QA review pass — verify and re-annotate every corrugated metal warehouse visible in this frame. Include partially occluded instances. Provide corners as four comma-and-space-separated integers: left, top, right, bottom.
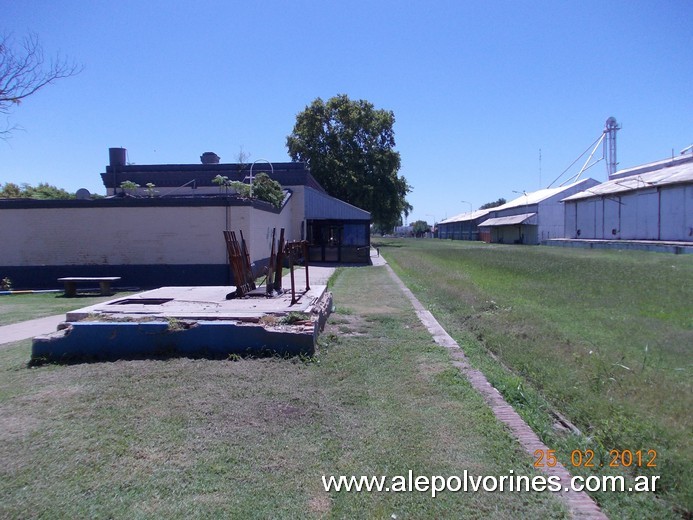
562, 153, 693, 242
437, 209, 492, 241
477, 178, 600, 244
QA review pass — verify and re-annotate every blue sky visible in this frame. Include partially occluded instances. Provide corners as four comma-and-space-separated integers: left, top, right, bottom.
3, 0, 691, 224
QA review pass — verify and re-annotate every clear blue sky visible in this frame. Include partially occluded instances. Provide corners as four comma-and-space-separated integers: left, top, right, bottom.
3, 0, 691, 224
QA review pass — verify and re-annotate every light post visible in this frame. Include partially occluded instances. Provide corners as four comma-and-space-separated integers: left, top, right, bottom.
460, 200, 472, 214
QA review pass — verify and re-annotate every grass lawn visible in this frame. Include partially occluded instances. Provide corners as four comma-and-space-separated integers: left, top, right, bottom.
378, 238, 692, 519
0, 292, 138, 326
0, 266, 567, 519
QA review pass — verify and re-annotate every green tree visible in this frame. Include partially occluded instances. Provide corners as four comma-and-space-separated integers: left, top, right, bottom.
286, 94, 411, 231
412, 219, 430, 238
479, 198, 507, 210
0, 182, 21, 198
0, 182, 74, 199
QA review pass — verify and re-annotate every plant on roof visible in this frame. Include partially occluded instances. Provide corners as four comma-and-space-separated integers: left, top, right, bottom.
228, 180, 249, 197
228, 173, 283, 209
145, 182, 157, 197
251, 173, 284, 209
212, 174, 230, 193
119, 180, 140, 195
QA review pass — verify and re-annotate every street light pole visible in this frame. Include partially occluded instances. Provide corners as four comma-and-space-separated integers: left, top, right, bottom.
460, 200, 472, 214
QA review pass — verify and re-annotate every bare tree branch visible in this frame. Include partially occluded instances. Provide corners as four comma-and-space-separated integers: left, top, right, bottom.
0, 33, 82, 129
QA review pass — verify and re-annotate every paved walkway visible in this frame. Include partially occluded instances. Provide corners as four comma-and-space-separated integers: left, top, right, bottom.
0, 315, 67, 347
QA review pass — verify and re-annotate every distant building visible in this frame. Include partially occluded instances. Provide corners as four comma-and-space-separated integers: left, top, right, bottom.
477, 178, 600, 244
437, 209, 492, 241
0, 148, 371, 289
562, 153, 693, 242
394, 225, 414, 237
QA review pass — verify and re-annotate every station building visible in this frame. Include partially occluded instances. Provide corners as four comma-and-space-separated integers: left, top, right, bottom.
0, 148, 371, 289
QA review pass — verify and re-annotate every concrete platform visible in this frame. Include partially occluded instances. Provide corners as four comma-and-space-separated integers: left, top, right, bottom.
544, 238, 693, 254
32, 285, 333, 363
65, 285, 329, 322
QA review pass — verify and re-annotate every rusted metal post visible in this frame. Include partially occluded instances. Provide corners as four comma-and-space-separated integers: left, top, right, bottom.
289, 252, 297, 305
303, 241, 310, 291
266, 228, 276, 296
273, 228, 285, 292
239, 230, 255, 288
224, 230, 255, 297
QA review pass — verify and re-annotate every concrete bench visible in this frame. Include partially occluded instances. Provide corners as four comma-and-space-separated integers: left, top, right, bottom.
58, 277, 121, 297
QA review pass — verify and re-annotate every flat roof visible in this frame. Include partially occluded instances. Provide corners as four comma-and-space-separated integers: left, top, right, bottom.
562, 158, 693, 202
493, 178, 597, 211
102, 161, 326, 192
438, 208, 491, 224
609, 152, 693, 180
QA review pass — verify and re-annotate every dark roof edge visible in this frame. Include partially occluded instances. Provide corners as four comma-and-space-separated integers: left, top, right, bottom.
104, 161, 307, 174
0, 195, 286, 212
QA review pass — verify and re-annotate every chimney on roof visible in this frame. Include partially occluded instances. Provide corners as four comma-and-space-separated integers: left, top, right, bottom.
200, 152, 220, 164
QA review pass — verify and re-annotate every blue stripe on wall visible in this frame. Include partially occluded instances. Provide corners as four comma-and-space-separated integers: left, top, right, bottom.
2, 264, 231, 290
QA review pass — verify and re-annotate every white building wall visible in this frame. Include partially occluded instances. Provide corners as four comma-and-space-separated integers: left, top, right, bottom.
660, 185, 692, 241
0, 206, 232, 266
575, 199, 597, 239
246, 203, 296, 262
564, 203, 577, 239
620, 189, 657, 240
538, 199, 566, 241
603, 198, 621, 239
0, 203, 301, 268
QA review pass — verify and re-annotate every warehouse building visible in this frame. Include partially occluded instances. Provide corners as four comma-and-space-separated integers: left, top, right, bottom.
477, 178, 600, 244
437, 209, 492, 241
562, 153, 693, 243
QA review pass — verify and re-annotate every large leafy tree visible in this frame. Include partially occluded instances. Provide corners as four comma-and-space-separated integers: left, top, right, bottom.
411, 219, 430, 237
286, 94, 411, 231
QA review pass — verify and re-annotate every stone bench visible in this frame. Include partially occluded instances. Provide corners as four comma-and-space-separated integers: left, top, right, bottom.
58, 277, 121, 297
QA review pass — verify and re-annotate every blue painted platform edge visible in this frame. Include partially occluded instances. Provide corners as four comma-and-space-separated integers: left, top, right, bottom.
31, 319, 319, 363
